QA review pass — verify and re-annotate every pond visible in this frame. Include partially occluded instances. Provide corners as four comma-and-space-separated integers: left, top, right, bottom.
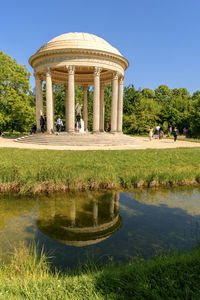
0, 187, 200, 270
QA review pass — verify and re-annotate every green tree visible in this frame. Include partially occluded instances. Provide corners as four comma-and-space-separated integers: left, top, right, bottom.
123, 86, 160, 134
123, 85, 139, 115
141, 88, 155, 99
0, 51, 35, 132
158, 88, 191, 132
188, 92, 200, 136
154, 85, 172, 103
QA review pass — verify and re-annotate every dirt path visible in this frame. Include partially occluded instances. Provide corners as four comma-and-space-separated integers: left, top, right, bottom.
1, 136, 200, 150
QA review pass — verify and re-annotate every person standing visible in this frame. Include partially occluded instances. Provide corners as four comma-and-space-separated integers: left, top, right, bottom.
76, 113, 81, 130
106, 120, 111, 132
155, 125, 160, 139
169, 126, 172, 137
56, 115, 63, 133
40, 115, 45, 133
183, 127, 187, 136
173, 127, 178, 142
159, 127, 164, 139
148, 127, 154, 141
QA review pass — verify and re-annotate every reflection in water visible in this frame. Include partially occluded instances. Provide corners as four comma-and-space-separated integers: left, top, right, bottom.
0, 187, 200, 269
37, 192, 122, 246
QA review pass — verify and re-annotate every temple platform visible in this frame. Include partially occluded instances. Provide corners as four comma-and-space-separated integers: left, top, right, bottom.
14, 132, 140, 147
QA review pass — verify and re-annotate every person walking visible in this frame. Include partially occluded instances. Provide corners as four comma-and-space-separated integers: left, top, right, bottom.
148, 127, 154, 141
173, 127, 178, 142
56, 115, 63, 133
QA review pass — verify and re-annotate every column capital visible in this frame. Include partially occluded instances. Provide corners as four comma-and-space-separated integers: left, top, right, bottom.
119, 76, 124, 85
46, 68, 52, 77
34, 72, 41, 80
68, 65, 75, 75
112, 72, 118, 80
94, 67, 102, 77
83, 84, 88, 90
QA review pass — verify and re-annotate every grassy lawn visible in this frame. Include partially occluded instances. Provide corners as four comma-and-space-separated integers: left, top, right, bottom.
0, 148, 200, 193
0, 245, 200, 299
167, 136, 200, 143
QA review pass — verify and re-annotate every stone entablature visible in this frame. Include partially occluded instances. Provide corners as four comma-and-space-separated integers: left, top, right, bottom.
29, 32, 129, 134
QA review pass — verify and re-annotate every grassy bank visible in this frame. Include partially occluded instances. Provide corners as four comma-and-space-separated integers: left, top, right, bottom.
0, 246, 200, 299
1, 148, 200, 194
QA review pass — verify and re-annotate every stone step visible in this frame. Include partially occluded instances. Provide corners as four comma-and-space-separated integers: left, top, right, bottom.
14, 133, 140, 146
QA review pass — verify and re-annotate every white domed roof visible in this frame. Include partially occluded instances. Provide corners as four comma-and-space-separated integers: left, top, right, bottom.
38, 32, 122, 56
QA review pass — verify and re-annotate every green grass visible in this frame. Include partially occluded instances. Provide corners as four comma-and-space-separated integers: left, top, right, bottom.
0, 245, 200, 299
167, 136, 200, 143
3, 131, 29, 137
1, 147, 200, 193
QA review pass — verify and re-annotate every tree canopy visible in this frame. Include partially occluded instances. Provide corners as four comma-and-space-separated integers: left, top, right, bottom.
0, 51, 35, 132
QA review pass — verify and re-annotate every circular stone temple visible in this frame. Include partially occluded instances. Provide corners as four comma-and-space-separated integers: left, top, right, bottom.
29, 32, 129, 134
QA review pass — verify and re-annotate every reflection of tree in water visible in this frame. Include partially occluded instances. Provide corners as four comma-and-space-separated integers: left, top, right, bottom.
126, 186, 200, 215
37, 192, 122, 247
0, 195, 35, 231
0, 195, 36, 263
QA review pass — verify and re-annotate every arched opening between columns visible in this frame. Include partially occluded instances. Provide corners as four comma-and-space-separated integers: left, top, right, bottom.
34, 66, 124, 134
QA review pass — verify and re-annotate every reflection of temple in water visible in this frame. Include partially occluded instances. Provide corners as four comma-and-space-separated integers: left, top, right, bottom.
37, 192, 122, 246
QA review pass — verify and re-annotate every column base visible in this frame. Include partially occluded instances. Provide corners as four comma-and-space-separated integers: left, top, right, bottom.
47, 129, 54, 134
92, 131, 101, 134
67, 130, 75, 133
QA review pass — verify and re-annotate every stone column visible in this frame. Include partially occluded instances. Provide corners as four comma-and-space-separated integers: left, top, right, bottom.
111, 72, 118, 133
115, 192, 120, 209
110, 194, 115, 219
65, 85, 68, 131
93, 67, 101, 133
83, 85, 88, 131
52, 83, 54, 129
67, 66, 75, 132
93, 201, 98, 226
34, 72, 43, 132
100, 84, 105, 132
117, 77, 124, 133
46, 69, 54, 134
70, 201, 76, 226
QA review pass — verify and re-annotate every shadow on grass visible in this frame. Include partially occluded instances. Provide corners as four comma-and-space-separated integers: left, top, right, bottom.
92, 247, 200, 299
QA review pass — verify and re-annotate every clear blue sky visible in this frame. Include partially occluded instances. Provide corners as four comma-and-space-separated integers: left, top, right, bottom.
1, 0, 200, 94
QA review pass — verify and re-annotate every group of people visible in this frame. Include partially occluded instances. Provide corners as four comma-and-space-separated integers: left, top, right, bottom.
30, 115, 64, 135
148, 126, 180, 142
31, 114, 84, 134
148, 125, 164, 141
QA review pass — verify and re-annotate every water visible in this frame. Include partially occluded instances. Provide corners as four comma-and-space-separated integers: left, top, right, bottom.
0, 187, 200, 270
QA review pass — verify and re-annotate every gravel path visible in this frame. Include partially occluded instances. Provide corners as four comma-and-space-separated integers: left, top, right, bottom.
0, 134, 200, 150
